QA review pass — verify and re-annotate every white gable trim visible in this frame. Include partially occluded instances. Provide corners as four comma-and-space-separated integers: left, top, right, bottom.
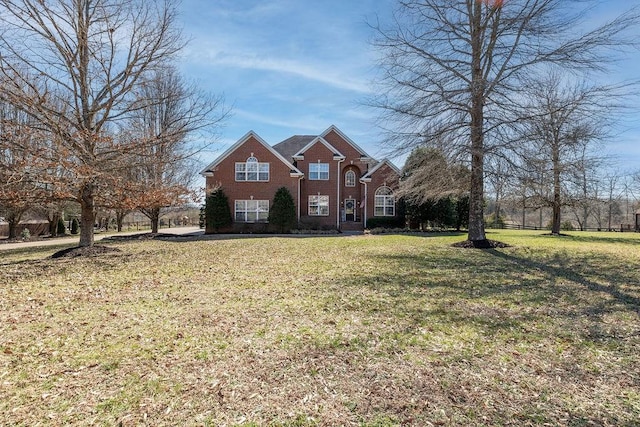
200, 131, 303, 177
292, 136, 345, 161
320, 125, 372, 160
360, 158, 401, 181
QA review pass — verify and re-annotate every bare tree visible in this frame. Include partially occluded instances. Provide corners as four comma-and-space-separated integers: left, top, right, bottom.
485, 154, 517, 227
566, 144, 598, 231
126, 66, 227, 233
372, 0, 639, 246
0, 0, 184, 247
514, 74, 621, 235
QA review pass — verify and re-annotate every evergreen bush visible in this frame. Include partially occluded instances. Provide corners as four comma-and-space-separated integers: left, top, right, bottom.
268, 187, 297, 233
205, 188, 232, 233
57, 218, 66, 235
366, 217, 405, 229
70, 218, 79, 234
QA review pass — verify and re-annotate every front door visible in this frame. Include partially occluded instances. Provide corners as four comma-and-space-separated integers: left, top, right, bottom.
344, 199, 355, 221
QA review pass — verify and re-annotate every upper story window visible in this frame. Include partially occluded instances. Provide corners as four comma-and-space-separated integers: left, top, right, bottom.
374, 186, 395, 216
345, 170, 356, 187
309, 163, 329, 180
236, 156, 269, 181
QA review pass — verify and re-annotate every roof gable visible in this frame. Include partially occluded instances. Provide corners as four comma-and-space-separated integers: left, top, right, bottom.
200, 131, 303, 176
292, 136, 345, 160
272, 135, 315, 160
320, 125, 372, 160
361, 159, 401, 181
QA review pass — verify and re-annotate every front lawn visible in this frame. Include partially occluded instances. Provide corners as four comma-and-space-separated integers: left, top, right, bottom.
1, 231, 638, 425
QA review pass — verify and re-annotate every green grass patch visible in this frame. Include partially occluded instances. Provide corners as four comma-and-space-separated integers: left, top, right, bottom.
0, 230, 638, 425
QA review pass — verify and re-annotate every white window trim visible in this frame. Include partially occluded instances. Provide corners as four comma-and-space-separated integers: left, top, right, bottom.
234, 199, 269, 223
309, 163, 329, 180
374, 186, 395, 217
345, 170, 356, 187
308, 195, 330, 216
235, 157, 270, 182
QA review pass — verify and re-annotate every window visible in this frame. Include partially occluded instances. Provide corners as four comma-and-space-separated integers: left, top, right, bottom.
374, 186, 395, 216
235, 200, 269, 222
308, 195, 329, 216
236, 156, 269, 181
345, 170, 356, 187
309, 163, 329, 180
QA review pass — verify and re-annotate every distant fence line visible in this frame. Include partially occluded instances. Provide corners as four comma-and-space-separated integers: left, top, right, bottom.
492, 223, 638, 232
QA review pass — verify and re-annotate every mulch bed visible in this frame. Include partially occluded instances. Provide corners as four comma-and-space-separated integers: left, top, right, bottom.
103, 233, 183, 242
50, 245, 122, 258
452, 239, 511, 249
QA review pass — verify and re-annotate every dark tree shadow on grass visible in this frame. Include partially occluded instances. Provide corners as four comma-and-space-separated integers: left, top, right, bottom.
529, 232, 640, 247
332, 245, 640, 343
485, 249, 640, 313
313, 246, 639, 425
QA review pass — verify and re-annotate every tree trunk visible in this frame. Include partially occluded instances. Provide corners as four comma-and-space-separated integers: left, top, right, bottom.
150, 208, 160, 233
49, 212, 61, 237
8, 219, 18, 239
467, 1, 487, 246
116, 210, 126, 232
469, 149, 486, 242
539, 208, 543, 229
79, 183, 95, 247
6, 209, 24, 239
551, 141, 561, 235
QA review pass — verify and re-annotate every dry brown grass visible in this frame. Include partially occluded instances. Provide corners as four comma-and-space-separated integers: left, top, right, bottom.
1, 231, 639, 426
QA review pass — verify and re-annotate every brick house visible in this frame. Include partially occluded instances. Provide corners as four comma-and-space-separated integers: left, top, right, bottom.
200, 125, 401, 232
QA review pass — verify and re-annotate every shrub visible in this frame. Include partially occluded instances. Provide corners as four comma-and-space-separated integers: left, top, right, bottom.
366, 217, 405, 229
70, 218, 79, 234
268, 187, 297, 233
298, 216, 322, 230
205, 188, 232, 233
21, 228, 31, 240
56, 218, 66, 235
198, 206, 205, 229
485, 212, 505, 229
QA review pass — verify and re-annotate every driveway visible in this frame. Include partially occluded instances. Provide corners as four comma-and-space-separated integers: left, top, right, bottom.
0, 226, 203, 251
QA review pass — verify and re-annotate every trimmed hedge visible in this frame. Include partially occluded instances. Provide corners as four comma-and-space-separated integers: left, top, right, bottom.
366, 217, 405, 229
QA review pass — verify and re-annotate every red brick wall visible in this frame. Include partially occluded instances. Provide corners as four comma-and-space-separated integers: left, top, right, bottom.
297, 142, 341, 228
203, 130, 402, 231
319, 130, 372, 225
365, 163, 401, 225
205, 136, 299, 229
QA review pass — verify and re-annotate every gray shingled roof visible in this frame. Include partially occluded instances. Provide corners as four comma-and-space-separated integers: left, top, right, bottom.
272, 135, 316, 160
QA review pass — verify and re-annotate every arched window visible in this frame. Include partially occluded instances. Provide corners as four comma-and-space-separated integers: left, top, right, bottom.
235, 156, 269, 181
374, 186, 395, 216
345, 170, 356, 187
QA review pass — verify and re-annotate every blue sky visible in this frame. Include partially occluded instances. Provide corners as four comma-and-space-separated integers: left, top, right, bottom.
178, 0, 640, 172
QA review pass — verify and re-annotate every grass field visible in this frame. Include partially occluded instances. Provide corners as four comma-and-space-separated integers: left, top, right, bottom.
1, 230, 639, 426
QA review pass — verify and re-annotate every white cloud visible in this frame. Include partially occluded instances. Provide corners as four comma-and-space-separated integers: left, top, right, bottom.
199, 51, 372, 94
234, 109, 329, 134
